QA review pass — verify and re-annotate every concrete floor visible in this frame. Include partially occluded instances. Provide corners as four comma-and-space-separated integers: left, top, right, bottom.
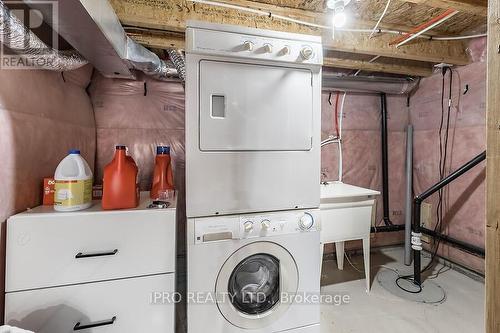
320, 247, 485, 333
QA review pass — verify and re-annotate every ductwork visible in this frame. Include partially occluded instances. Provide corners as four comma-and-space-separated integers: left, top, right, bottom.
124, 36, 179, 80
0, 0, 87, 71
322, 72, 419, 95
22, 0, 184, 81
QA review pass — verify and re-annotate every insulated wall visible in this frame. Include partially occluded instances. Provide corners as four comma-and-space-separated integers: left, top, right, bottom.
410, 37, 487, 273
88, 73, 186, 252
321, 92, 409, 251
0, 65, 96, 319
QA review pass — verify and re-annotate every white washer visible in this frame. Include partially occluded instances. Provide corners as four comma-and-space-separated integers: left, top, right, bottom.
187, 209, 321, 333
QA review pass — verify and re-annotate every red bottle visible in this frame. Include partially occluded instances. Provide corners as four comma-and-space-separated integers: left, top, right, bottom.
150, 146, 174, 199
102, 145, 139, 210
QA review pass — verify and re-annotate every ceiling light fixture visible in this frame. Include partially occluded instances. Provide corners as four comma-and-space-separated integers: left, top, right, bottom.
327, 0, 351, 38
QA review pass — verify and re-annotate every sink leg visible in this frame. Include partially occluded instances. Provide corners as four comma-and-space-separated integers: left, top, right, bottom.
363, 237, 371, 293
335, 242, 345, 270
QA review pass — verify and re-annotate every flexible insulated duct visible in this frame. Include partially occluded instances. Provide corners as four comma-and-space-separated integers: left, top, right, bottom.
166, 49, 186, 82
124, 36, 179, 80
0, 1, 87, 71
323, 73, 419, 94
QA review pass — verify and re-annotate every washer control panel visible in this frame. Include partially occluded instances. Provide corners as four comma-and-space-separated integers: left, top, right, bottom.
239, 210, 319, 240
194, 210, 319, 244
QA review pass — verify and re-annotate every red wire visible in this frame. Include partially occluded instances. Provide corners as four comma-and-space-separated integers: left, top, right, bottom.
334, 92, 340, 138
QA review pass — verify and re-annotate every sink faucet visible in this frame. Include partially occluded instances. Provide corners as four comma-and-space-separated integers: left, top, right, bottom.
321, 172, 329, 185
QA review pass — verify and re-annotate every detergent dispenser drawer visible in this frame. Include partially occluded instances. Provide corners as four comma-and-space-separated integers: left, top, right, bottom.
199, 60, 313, 151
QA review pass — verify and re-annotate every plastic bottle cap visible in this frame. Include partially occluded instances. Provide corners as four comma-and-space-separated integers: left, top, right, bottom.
157, 146, 171, 155
116, 145, 127, 150
68, 149, 80, 154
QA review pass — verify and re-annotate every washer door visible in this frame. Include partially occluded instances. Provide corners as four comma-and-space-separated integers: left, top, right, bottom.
216, 242, 299, 330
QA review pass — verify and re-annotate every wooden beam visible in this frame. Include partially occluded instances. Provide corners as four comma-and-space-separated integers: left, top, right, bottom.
402, 0, 487, 17
110, 0, 471, 65
129, 30, 434, 76
323, 57, 433, 76
324, 31, 470, 65
486, 0, 500, 331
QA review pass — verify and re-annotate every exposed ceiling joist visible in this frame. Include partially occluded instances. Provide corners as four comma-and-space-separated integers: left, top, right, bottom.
109, 0, 471, 67
323, 57, 434, 77
129, 31, 434, 76
326, 31, 469, 65
402, 0, 487, 17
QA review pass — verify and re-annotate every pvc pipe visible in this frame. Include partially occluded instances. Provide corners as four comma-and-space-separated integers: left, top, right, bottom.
404, 125, 413, 266
380, 93, 392, 226
393, 10, 459, 48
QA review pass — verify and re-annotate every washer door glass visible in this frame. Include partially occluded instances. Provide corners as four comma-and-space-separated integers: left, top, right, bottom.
216, 242, 299, 330
228, 254, 280, 315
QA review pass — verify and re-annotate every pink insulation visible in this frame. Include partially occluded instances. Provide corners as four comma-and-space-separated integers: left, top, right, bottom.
88, 73, 186, 252
321, 92, 409, 228
0, 64, 96, 317
410, 59, 486, 273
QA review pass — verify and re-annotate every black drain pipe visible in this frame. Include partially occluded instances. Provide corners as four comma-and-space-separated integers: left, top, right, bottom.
381, 93, 393, 226
413, 150, 486, 286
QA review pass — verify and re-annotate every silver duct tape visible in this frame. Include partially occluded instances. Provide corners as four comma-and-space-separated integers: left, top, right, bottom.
166, 49, 186, 82
124, 36, 179, 81
0, 1, 87, 71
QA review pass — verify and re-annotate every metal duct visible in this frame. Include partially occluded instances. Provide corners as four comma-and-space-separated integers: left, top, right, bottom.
0, 1, 87, 71
322, 73, 419, 95
23, 0, 183, 81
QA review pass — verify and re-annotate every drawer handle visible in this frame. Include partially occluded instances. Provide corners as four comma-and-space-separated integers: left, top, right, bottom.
75, 249, 118, 259
74, 316, 116, 330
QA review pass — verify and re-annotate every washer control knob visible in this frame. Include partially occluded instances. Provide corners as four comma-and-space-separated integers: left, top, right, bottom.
261, 219, 271, 229
280, 45, 291, 56
300, 46, 314, 60
263, 43, 273, 53
242, 41, 254, 51
299, 213, 314, 230
244, 221, 254, 232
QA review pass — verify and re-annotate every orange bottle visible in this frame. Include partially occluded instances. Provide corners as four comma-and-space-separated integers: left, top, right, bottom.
102, 145, 139, 210
150, 146, 175, 199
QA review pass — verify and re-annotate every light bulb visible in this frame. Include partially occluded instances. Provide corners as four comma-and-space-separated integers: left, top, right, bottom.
333, 11, 347, 28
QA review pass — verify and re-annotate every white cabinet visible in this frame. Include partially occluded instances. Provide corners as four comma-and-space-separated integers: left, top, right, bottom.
5, 193, 177, 333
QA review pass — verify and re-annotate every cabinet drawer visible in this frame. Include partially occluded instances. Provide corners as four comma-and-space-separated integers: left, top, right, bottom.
320, 203, 373, 243
5, 274, 175, 333
6, 210, 176, 292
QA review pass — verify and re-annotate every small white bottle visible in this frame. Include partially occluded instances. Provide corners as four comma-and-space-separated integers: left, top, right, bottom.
54, 149, 93, 212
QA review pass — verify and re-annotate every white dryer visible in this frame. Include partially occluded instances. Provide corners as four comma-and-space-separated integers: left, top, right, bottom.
185, 21, 323, 218
187, 210, 320, 333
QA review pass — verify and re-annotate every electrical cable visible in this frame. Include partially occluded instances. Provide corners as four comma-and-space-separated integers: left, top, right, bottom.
369, 0, 392, 39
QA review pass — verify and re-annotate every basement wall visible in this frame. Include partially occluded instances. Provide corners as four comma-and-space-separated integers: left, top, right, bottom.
410, 37, 487, 273
0, 65, 96, 321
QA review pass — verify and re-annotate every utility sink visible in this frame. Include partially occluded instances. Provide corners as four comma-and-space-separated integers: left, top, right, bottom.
320, 181, 380, 204
319, 182, 380, 292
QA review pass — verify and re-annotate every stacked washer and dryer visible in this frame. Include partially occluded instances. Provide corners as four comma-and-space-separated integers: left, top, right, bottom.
185, 21, 323, 333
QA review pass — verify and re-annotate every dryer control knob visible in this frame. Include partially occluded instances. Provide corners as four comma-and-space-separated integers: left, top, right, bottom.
300, 46, 314, 60
280, 46, 291, 56
242, 41, 254, 51
261, 219, 271, 229
299, 213, 314, 230
244, 221, 254, 232
262, 43, 273, 53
